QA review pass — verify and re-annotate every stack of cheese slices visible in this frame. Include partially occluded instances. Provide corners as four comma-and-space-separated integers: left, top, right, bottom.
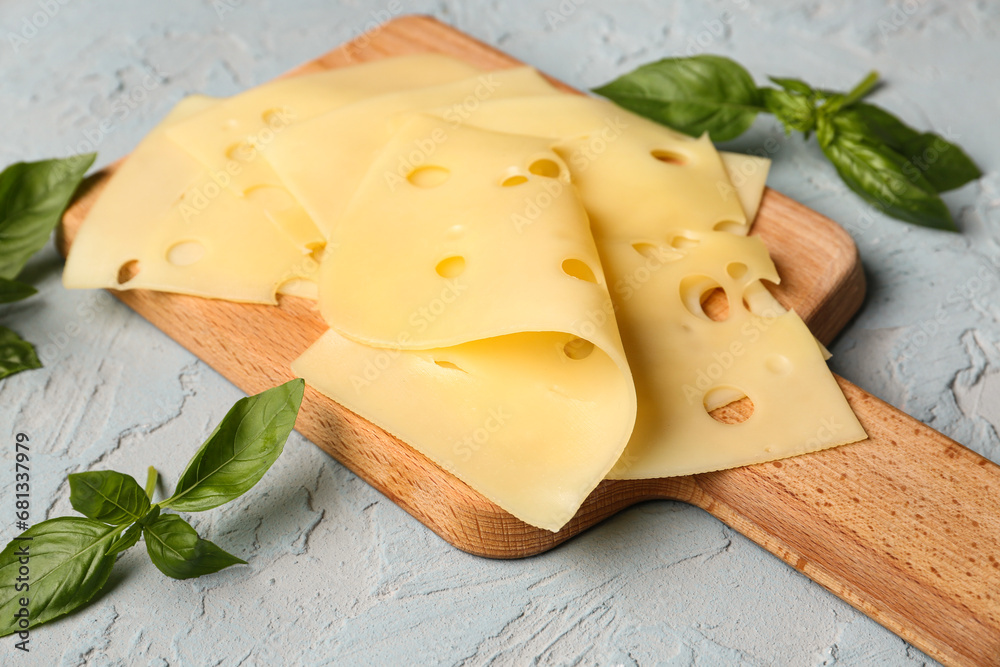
64, 54, 866, 532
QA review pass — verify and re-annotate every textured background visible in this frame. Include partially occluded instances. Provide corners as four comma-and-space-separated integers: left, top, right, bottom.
2, 1, 999, 665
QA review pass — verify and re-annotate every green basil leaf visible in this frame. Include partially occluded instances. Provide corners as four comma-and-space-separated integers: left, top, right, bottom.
162, 379, 304, 512
0, 277, 36, 304
768, 76, 815, 96
0, 153, 95, 280
69, 471, 151, 525
143, 513, 246, 580
821, 125, 955, 231
593, 55, 764, 141
761, 87, 817, 135
835, 103, 981, 192
0, 326, 42, 380
0, 517, 117, 636
106, 522, 143, 558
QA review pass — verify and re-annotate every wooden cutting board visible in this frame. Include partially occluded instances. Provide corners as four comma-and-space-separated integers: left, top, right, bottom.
58, 16, 1000, 667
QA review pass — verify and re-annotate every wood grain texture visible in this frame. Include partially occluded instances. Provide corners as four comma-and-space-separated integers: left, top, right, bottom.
58, 15, 1000, 667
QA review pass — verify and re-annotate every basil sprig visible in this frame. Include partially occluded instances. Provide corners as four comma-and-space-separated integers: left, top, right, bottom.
0, 379, 305, 636
0, 154, 95, 378
594, 56, 981, 231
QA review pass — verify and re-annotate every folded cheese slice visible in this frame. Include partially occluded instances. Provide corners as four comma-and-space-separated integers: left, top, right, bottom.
265, 68, 559, 239
293, 116, 637, 531
439, 95, 866, 477
166, 54, 484, 250
63, 96, 317, 304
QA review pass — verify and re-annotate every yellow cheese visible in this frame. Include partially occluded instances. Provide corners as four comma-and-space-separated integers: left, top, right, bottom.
293, 116, 636, 531
265, 68, 559, 238
601, 230, 866, 478
426, 94, 750, 238
63, 97, 315, 304
428, 94, 864, 477
719, 152, 771, 223
166, 54, 484, 249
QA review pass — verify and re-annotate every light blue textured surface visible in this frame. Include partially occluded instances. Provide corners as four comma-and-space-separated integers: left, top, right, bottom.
1, 1, 998, 665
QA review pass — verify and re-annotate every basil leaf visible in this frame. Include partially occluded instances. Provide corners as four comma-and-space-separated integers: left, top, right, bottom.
761, 87, 816, 135
768, 76, 815, 96
820, 119, 955, 231
143, 513, 245, 580
0, 153, 95, 280
163, 379, 304, 512
0, 326, 42, 380
0, 518, 117, 636
0, 277, 36, 304
106, 522, 143, 557
69, 471, 151, 525
836, 103, 981, 192
593, 55, 764, 141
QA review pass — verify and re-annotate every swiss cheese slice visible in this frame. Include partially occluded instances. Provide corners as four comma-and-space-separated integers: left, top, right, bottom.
293, 116, 636, 531
441, 95, 865, 477
63, 97, 315, 304
427, 94, 750, 238
600, 231, 866, 478
265, 68, 559, 238
166, 54, 484, 249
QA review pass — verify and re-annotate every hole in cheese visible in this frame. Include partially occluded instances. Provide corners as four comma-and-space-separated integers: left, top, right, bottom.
670, 234, 700, 249
528, 159, 561, 178
651, 149, 686, 166
726, 262, 748, 280
742, 281, 782, 318
680, 275, 729, 322
563, 337, 594, 360
116, 260, 140, 285
435, 255, 466, 278
501, 174, 529, 187
705, 387, 754, 424
561, 258, 597, 283
407, 166, 450, 188
713, 219, 744, 234
765, 353, 794, 376
262, 107, 295, 126
166, 241, 206, 267
632, 242, 660, 259
225, 141, 255, 162
434, 359, 466, 372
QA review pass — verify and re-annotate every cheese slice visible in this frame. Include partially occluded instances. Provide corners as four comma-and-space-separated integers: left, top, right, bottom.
719, 152, 771, 224
293, 116, 636, 531
427, 94, 750, 238
63, 97, 315, 304
430, 94, 864, 477
601, 230, 865, 478
265, 68, 559, 238
166, 54, 484, 249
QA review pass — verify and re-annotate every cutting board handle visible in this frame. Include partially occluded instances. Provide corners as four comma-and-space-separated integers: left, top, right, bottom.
688, 377, 1000, 666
